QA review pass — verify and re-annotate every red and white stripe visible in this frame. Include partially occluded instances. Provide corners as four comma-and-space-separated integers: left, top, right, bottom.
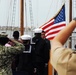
41, 19, 66, 40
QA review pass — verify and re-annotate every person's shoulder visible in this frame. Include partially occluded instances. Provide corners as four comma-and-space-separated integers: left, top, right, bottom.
45, 38, 50, 42
18, 40, 22, 43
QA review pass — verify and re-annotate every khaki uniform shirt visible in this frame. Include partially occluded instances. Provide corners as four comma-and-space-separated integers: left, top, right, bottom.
0, 41, 24, 75
51, 47, 76, 75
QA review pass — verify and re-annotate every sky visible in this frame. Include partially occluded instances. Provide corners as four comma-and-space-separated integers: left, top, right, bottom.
0, 0, 76, 28
0, 0, 76, 48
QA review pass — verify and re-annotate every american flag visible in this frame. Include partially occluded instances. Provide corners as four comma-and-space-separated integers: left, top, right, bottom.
40, 4, 66, 40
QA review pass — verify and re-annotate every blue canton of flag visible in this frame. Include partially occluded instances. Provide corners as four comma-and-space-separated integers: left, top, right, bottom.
54, 5, 65, 24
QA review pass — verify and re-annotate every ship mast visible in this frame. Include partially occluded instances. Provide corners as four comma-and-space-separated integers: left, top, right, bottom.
20, 0, 24, 35
69, 0, 72, 48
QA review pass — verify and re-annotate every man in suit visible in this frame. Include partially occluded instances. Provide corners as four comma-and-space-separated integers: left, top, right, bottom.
41, 30, 51, 75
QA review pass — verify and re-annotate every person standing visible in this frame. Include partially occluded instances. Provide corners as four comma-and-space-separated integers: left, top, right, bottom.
41, 30, 51, 75
12, 31, 22, 43
17, 34, 34, 75
32, 28, 47, 75
0, 32, 25, 75
11, 31, 22, 75
51, 18, 76, 75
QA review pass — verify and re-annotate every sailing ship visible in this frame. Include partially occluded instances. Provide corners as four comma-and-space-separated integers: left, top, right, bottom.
0, 0, 76, 75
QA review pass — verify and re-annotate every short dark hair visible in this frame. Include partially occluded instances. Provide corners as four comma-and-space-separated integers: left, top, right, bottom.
13, 31, 19, 39
0, 37, 9, 45
42, 30, 45, 33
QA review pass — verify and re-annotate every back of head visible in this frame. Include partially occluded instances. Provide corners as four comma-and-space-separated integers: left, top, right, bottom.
33, 28, 42, 37
0, 32, 9, 45
13, 31, 19, 39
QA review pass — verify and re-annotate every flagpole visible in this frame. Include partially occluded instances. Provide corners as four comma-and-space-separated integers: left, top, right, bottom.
69, 0, 72, 48
69, 0, 72, 21
20, 0, 24, 35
